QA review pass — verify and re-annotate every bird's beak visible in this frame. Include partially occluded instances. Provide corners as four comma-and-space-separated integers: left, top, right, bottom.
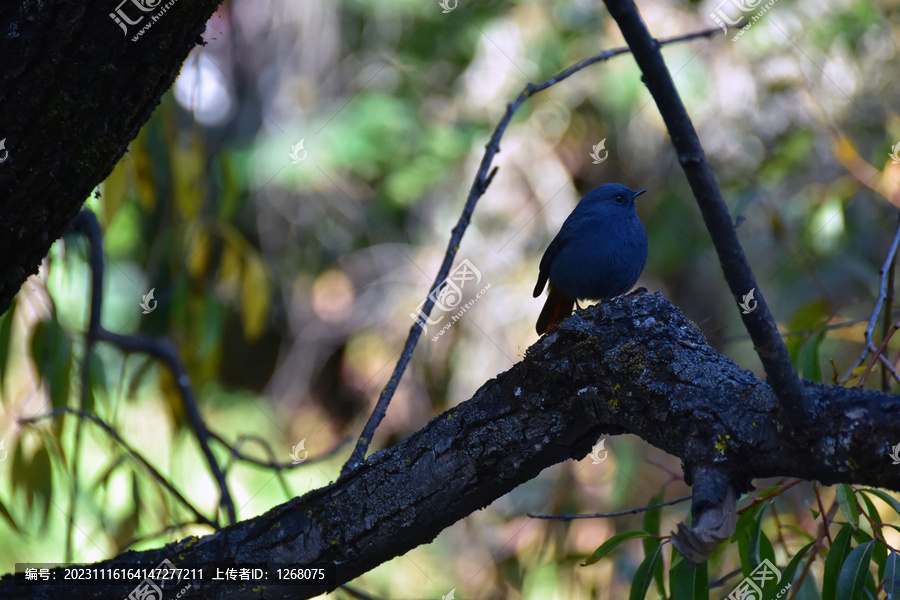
633, 189, 647, 200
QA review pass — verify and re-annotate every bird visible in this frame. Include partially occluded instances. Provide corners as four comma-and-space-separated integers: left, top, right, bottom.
533, 183, 648, 335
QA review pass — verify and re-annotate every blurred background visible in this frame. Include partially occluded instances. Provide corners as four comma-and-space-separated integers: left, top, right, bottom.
1, 0, 900, 597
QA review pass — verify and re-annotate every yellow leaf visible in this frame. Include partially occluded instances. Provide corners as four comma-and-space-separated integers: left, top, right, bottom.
186, 224, 211, 280
102, 159, 129, 227
133, 141, 156, 212
171, 134, 205, 220
240, 253, 271, 342
218, 243, 242, 300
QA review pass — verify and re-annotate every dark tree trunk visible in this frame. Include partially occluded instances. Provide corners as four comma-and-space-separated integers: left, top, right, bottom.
0, 0, 224, 315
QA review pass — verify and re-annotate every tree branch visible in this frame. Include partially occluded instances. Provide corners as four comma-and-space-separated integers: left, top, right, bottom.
4, 291, 897, 598
602, 0, 810, 426
0, 0, 225, 315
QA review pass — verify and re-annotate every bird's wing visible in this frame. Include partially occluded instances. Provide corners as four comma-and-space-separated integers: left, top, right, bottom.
533, 228, 568, 297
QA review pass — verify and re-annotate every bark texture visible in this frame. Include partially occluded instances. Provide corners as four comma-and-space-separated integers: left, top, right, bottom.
2, 291, 898, 598
0, 0, 223, 315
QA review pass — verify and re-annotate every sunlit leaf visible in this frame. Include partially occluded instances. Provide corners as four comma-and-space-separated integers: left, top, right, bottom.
186, 223, 212, 280
171, 133, 205, 221
0, 299, 15, 391
0, 496, 21, 533
860, 489, 900, 519
241, 252, 271, 342
102, 158, 129, 226
133, 128, 156, 212
85, 353, 107, 415
837, 484, 860, 529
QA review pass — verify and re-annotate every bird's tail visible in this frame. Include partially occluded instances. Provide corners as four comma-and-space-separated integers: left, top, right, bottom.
536, 285, 575, 335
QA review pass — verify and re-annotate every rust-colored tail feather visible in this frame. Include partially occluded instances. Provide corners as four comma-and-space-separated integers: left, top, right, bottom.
536, 286, 575, 335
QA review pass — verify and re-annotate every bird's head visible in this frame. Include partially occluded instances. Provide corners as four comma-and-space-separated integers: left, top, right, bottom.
579, 183, 647, 214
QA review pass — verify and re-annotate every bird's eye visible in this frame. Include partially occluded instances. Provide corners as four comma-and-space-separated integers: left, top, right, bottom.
615, 195, 624, 203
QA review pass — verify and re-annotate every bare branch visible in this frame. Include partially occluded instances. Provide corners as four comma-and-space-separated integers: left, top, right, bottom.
602, 0, 810, 425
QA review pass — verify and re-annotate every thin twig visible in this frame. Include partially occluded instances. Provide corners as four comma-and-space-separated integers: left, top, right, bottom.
19, 408, 216, 528
95, 326, 236, 524
527, 494, 691, 520
66, 212, 105, 561
813, 482, 833, 547
67, 210, 236, 525
856, 313, 900, 388
211, 431, 351, 470
340, 23, 739, 478
882, 215, 898, 390
841, 214, 900, 382
338, 585, 380, 600
603, 0, 809, 426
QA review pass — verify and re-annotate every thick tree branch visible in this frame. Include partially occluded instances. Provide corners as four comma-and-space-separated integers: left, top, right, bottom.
0, 0, 224, 315
4, 291, 898, 598
602, 0, 810, 425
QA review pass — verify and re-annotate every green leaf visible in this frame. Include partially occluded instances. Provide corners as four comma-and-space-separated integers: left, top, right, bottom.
30, 316, 73, 420
860, 489, 900, 519
858, 491, 883, 576
748, 500, 775, 569
836, 541, 874, 600
670, 549, 708, 600
796, 330, 825, 382
823, 525, 854, 600
30, 446, 53, 532
85, 353, 107, 415
643, 488, 666, 599
582, 530, 653, 566
884, 551, 900, 599
0, 496, 21, 533
859, 492, 882, 528
837, 484, 860, 529
781, 542, 816, 587
629, 544, 663, 600
872, 541, 888, 587
0, 299, 15, 390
